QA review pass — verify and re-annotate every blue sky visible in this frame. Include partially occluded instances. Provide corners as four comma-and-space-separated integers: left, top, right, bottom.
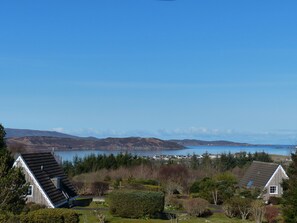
1, 0, 297, 144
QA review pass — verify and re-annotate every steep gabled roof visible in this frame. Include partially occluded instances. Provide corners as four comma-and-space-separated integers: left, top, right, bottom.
239, 161, 279, 188
20, 153, 77, 207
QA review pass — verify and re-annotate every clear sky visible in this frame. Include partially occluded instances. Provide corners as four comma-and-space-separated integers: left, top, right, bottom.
1, 0, 297, 144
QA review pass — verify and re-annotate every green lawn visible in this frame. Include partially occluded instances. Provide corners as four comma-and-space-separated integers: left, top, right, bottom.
75, 202, 248, 223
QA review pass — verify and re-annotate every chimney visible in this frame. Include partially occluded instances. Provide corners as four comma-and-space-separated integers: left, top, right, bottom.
41, 165, 44, 171
51, 177, 61, 190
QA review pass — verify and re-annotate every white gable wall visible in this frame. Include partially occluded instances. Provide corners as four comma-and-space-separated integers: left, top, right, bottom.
14, 156, 55, 208
262, 165, 289, 201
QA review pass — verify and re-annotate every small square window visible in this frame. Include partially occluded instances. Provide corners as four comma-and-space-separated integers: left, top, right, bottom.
269, 185, 278, 194
27, 185, 33, 197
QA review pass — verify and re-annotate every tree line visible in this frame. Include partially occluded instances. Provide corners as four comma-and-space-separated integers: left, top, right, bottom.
62, 153, 150, 176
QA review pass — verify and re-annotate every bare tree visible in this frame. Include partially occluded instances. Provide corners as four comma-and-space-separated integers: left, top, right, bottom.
251, 200, 266, 223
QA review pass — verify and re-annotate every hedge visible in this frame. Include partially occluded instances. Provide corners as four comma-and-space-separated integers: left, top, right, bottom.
108, 190, 164, 218
20, 208, 79, 223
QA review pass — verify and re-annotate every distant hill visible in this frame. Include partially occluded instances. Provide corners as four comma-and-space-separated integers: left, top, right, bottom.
6, 136, 185, 151
5, 128, 251, 152
5, 128, 78, 139
169, 139, 251, 146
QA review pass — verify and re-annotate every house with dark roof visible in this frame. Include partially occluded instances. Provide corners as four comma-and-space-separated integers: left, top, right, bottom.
14, 153, 77, 208
239, 161, 289, 201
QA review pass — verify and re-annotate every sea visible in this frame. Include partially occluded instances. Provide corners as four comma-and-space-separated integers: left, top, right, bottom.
55, 145, 295, 162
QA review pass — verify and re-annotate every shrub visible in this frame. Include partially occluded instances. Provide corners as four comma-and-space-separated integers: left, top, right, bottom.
251, 200, 266, 223
265, 205, 279, 223
20, 208, 79, 223
183, 198, 211, 217
90, 181, 109, 196
0, 211, 20, 223
132, 179, 159, 186
108, 190, 164, 218
223, 197, 252, 220
268, 196, 282, 205
23, 202, 46, 213
165, 195, 183, 210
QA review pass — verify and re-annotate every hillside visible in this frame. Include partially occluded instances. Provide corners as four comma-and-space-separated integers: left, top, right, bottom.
5, 128, 251, 152
7, 136, 185, 151
5, 128, 77, 139
169, 139, 251, 146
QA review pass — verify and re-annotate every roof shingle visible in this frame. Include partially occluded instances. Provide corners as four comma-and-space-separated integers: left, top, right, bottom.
21, 153, 77, 207
239, 161, 279, 188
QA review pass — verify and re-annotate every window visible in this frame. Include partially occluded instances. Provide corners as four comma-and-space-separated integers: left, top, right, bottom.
247, 180, 254, 188
27, 185, 33, 197
269, 185, 278, 194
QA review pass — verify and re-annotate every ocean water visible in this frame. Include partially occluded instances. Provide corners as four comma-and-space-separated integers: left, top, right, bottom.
55, 145, 294, 162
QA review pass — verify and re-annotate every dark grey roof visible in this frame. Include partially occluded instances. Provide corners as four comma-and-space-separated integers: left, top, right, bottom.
21, 153, 77, 207
239, 161, 279, 188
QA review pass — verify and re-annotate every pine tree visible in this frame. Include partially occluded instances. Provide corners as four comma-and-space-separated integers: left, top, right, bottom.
282, 150, 297, 223
0, 123, 28, 214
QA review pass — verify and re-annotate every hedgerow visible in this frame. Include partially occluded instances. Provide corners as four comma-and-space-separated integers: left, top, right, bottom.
20, 208, 79, 223
108, 190, 164, 218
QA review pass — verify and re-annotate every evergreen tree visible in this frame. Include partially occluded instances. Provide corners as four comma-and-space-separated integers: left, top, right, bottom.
0, 123, 28, 214
0, 124, 6, 148
282, 150, 297, 223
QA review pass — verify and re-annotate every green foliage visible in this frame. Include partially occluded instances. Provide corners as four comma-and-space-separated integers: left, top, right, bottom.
20, 208, 79, 223
108, 190, 164, 218
63, 153, 150, 176
165, 195, 183, 210
195, 151, 272, 172
0, 211, 20, 223
190, 154, 199, 169
282, 150, 297, 223
237, 187, 262, 199
0, 124, 28, 214
130, 179, 159, 186
0, 124, 6, 149
127, 178, 160, 191
23, 202, 46, 213
190, 173, 237, 204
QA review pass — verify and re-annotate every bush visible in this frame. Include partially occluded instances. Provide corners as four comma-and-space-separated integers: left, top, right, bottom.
108, 190, 164, 218
0, 211, 20, 223
165, 195, 183, 210
90, 181, 109, 196
23, 202, 46, 213
20, 208, 79, 223
223, 197, 252, 220
265, 206, 279, 223
183, 198, 211, 217
132, 179, 159, 186
268, 196, 282, 205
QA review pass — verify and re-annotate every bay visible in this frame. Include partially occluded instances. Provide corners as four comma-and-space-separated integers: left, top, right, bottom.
55, 145, 294, 162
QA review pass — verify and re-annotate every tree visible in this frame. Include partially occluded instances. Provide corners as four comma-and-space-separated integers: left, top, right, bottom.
251, 200, 265, 223
190, 154, 199, 169
0, 124, 6, 148
190, 173, 237, 205
0, 123, 28, 214
282, 150, 297, 223
223, 196, 252, 220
